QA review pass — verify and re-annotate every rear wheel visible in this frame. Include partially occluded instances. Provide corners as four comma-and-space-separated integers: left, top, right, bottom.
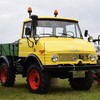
69, 71, 93, 90
27, 64, 50, 94
0, 62, 15, 87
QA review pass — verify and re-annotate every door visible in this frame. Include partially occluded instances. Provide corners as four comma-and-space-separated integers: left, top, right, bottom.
19, 21, 35, 57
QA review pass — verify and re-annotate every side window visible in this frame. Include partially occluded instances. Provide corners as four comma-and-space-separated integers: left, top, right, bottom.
23, 22, 31, 38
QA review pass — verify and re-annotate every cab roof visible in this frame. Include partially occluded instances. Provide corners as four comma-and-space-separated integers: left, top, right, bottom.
23, 16, 78, 23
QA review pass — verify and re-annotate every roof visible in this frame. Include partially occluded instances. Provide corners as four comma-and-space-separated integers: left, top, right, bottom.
23, 16, 78, 23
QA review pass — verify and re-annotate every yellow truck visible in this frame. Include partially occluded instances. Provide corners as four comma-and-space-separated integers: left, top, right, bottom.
0, 8, 100, 94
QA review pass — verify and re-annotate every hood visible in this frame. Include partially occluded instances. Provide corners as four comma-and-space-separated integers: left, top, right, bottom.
38, 37, 95, 53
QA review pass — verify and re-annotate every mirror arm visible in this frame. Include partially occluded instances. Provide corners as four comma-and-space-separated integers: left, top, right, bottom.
26, 37, 34, 48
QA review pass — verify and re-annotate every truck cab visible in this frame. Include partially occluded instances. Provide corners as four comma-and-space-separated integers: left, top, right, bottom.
19, 15, 97, 66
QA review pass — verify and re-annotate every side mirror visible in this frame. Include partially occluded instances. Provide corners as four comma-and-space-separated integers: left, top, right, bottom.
30, 15, 38, 28
25, 27, 31, 35
30, 15, 38, 36
84, 30, 88, 37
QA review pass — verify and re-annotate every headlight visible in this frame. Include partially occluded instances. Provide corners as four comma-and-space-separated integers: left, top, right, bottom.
90, 54, 96, 62
51, 55, 58, 62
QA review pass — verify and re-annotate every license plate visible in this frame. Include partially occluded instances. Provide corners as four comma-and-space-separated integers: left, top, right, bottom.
73, 71, 85, 78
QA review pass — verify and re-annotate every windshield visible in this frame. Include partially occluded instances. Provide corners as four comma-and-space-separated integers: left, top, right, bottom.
36, 20, 82, 38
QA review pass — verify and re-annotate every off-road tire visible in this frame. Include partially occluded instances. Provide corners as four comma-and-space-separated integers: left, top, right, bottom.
0, 62, 15, 87
27, 64, 50, 94
69, 71, 93, 90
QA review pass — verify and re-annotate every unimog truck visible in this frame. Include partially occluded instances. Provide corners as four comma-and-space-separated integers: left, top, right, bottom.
0, 8, 100, 94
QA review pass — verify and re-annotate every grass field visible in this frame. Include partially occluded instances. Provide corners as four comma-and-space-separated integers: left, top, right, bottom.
0, 75, 100, 100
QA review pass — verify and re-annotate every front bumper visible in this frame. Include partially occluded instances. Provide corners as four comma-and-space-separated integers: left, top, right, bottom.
44, 64, 100, 72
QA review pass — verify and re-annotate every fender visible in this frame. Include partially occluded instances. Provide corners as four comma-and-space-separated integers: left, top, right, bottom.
0, 56, 10, 68
25, 54, 44, 70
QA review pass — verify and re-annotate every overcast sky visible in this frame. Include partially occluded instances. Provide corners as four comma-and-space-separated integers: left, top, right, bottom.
0, 0, 100, 43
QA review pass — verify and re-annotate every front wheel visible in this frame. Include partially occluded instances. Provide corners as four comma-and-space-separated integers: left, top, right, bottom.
69, 71, 93, 90
27, 64, 50, 94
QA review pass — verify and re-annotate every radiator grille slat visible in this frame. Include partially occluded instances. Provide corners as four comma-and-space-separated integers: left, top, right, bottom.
58, 53, 88, 62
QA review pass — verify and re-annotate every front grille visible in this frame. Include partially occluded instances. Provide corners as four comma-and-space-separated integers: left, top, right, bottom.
58, 53, 89, 62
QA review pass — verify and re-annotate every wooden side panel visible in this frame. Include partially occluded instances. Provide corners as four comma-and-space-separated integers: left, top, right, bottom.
0, 43, 18, 56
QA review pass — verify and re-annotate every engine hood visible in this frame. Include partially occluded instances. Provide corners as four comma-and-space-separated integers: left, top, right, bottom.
38, 37, 96, 53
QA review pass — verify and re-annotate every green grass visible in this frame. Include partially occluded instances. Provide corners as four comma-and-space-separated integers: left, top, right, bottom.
0, 75, 100, 100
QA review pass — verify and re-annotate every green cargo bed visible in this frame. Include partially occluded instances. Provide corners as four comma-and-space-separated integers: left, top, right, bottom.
0, 43, 18, 56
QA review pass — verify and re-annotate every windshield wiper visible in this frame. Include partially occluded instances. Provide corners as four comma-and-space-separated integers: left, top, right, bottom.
59, 32, 75, 38
39, 33, 52, 36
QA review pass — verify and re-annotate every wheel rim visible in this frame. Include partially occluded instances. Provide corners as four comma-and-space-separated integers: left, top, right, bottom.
29, 70, 40, 90
1, 66, 7, 83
